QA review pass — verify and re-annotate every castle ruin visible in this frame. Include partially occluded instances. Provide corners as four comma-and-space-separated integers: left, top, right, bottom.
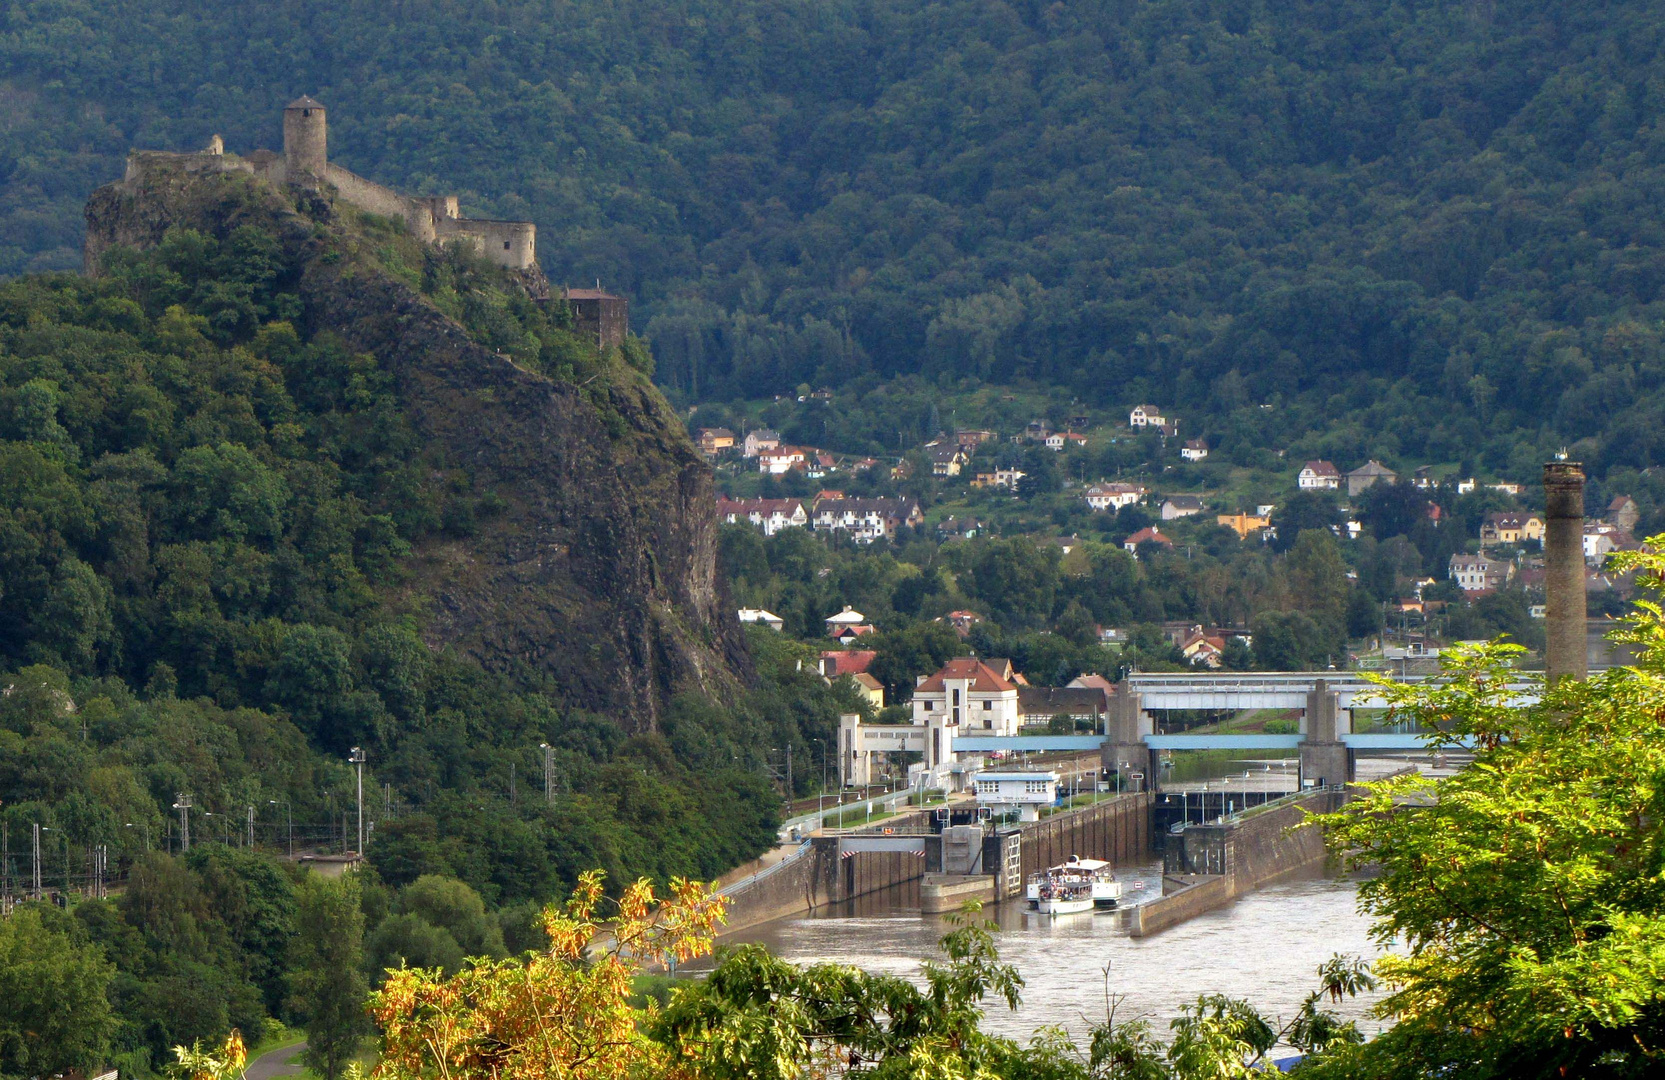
115, 97, 537, 272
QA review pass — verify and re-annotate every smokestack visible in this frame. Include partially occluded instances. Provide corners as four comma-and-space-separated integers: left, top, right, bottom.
1543, 458, 1587, 683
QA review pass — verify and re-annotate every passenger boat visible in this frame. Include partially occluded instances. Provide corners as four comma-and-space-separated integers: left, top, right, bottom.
1025, 855, 1123, 909
1034, 878, 1095, 915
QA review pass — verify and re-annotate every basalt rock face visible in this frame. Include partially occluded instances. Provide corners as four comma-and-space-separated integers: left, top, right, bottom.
85, 163, 750, 731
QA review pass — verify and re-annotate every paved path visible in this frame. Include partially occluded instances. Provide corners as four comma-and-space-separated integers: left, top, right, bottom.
246, 1040, 308, 1080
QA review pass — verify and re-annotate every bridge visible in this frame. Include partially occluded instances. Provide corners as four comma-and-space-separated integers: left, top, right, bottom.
841, 672, 1521, 789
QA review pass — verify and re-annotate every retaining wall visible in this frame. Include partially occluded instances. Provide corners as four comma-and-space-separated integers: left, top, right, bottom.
1126, 874, 1232, 937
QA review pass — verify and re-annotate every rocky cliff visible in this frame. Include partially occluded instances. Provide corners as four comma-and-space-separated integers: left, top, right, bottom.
85, 161, 749, 731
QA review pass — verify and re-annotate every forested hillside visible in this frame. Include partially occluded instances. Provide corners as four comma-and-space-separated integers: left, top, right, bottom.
0, 158, 880, 945
5, 0, 1665, 473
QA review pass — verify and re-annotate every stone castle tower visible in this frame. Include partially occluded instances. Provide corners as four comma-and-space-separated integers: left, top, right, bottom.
283, 95, 327, 177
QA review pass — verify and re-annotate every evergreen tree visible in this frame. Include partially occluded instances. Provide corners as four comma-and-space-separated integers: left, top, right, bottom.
288, 873, 368, 1080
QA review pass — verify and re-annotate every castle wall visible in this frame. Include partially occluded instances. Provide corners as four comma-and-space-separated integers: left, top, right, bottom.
441, 217, 537, 270
324, 164, 438, 242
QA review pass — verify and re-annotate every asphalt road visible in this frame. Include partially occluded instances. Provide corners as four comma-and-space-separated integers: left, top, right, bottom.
245, 1040, 308, 1080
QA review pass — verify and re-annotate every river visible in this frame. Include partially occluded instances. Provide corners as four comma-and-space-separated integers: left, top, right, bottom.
693, 864, 1390, 1048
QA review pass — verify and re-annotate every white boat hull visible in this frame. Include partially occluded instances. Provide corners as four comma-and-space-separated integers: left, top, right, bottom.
1037, 894, 1094, 915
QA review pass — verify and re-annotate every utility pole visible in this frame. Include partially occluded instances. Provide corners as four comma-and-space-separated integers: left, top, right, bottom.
173, 793, 192, 852
539, 743, 554, 803
32, 823, 42, 900
247, 805, 255, 848
349, 747, 367, 856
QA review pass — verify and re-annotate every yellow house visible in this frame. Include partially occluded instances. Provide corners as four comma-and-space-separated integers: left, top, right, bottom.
1217, 512, 1271, 538
849, 672, 885, 708
1480, 512, 1544, 546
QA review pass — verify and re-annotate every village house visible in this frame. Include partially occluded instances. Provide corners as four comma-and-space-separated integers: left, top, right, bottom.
1178, 626, 1228, 668
825, 607, 876, 644
955, 429, 998, 448
1583, 523, 1635, 563
1023, 419, 1053, 443
820, 650, 884, 707
940, 610, 984, 637
757, 446, 809, 474
715, 496, 808, 535
1129, 405, 1166, 428
1017, 685, 1111, 727
695, 427, 735, 455
1346, 460, 1397, 497
1083, 482, 1147, 511
912, 657, 1022, 735
1216, 512, 1271, 538
1479, 511, 1544, 547
1124, 526, 1174, 555
929, 445, 968, 476
811, 497, 924, 542
936, 516, 983, 540
972, 468, 1027, 489
1298, 461, 1342, 490
1608, 496, 1641, 532
1449, 553, 1512, 593
1161, 495, 1205, 520
737, 608, 784, 631
1180, 439, 1209, 462
805, 450, 838, 478
1489, 482, 1523, 496
742, 428, 781, 457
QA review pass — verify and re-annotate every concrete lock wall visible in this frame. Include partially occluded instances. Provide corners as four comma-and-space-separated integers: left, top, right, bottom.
1018, 791, 1153, 881
718, 840, 841, 935
1132, 789, 1340, 937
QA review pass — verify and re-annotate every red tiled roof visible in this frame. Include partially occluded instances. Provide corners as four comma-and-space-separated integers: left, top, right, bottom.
821, 650, 877, 676
916, 657, 1016, 694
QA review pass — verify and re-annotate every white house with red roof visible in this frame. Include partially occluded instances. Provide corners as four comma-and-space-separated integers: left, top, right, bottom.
911, 657, 1021, 735
1298, 461, 1341, 490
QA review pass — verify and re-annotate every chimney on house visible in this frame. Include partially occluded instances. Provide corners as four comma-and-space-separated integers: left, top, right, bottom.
1543, 458, 1587, 683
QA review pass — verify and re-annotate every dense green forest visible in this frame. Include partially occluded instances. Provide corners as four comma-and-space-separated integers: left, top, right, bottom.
5, 0, 1665, 477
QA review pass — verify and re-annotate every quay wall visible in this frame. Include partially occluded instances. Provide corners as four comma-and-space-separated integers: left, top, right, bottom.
1017, 791, 1152, 880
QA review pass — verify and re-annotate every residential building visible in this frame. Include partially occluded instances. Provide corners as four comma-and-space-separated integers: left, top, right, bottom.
955, 429, 997, 448
1025, 419, 1053, 442
1161, 495, 1205, 520
820, 650, 877, 678
826, 607, 877, 644
1346, 460, 1397, 497
1449, 553, 1511, 593
1044, 432, 1066, 451
1181, 439, 1208, 461
757, 446, 809, 474
1479, 511, 1544, 547
695, 427, 735, 455
811, 497, 924, 542
1298, 461, 1341, 490
847, 672, 885, 708
1583, 523, 1634, 563
1489, 482, 1522, 496
972, 468, 1026, 489
715, 497, 808, 535
912, 657, 1021, 735
1216, 512, 1271, 538
1124, 526, 1174, 555
742, 428, 781, 457
940, 610, 983, 637
1129, 405, 1166, 428
929, 445, 967, 476
737, 608, 784, 631
1178, 627, 1227, 668
1159, 421, 1181, 439
806, 450, 837, 478
936, 516, 983, 540
1017, 685, 1110, 727
1083, 482, 1146, 511
1608, 496, 1641, 533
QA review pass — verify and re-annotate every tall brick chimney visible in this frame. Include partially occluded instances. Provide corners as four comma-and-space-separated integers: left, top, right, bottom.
1543, 459, 1587, 683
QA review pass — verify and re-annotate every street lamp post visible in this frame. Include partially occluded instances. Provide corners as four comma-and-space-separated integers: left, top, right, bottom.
124, 822, 151, 851
349, 747, 367, 856
32, 823, 42, 900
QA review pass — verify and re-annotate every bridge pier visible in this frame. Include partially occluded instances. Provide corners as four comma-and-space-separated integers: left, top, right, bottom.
1298, 678, 1353, 786
1103, 686, 1158, 790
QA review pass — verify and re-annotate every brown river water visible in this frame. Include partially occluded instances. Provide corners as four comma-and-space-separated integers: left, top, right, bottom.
688, 863, 1391, 1048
